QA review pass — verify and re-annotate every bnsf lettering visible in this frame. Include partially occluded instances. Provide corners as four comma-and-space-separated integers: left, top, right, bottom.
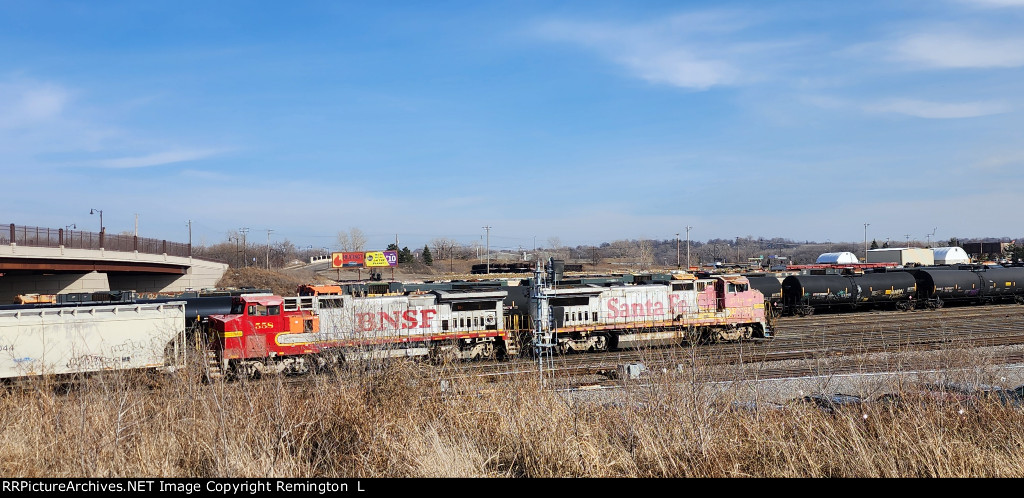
356, 309, 437, 331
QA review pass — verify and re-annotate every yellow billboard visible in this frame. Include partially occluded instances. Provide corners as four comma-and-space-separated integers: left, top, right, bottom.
364, 251, 392, 267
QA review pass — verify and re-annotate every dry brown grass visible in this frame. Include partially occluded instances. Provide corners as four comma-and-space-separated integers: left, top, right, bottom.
2, 353, 1024, 478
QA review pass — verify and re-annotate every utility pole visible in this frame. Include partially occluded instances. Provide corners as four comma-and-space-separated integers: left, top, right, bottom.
685, 226, 693, 270
230, 235, 239, 266
239, 228, 249, 267
905, 234, 911, 247
186, 220, 192, 256
676, 233, 680, 268
482, 226, 491, 274
266, 229, 273, 269
863, 223, 871, 261
134, 213, 138, 237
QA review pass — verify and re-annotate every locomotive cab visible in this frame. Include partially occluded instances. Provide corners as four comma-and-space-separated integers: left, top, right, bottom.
208, 295, 322, 378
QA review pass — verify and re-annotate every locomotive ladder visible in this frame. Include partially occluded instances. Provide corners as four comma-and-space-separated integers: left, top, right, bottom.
204, 350, 224, 382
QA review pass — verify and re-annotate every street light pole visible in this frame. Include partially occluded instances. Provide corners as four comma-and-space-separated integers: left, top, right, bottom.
676, 233, 680, 268
266, 229, 273, 269
89, 209, 103, 233
482, 226, 491, 274
863, 223, 871, 262
685, 226, 692, 269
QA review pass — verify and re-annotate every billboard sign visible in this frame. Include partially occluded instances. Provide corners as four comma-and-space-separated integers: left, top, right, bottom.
331, 252, 366, 268
364, 251, 397, 267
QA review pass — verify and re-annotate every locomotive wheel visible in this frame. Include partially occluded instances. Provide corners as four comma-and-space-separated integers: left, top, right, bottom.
1015, 295, 1024, 305
234, 361, 262, 381
473, 342, 495, 361
430, 345, 460, 365
685, 327, 707, 345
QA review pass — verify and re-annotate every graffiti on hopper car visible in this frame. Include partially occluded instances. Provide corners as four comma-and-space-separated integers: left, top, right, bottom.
67, 355, 130, 370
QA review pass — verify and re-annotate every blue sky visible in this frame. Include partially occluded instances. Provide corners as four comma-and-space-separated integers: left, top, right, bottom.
2, 0, 1023, 252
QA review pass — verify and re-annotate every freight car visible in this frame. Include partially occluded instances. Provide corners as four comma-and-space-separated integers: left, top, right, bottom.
1, 289, 265, 327
0, 301, 188, 382
908, 266, 1024, 308
781, 266, 1024, 315
471, 262, 584, 274
781, 272, 918, 315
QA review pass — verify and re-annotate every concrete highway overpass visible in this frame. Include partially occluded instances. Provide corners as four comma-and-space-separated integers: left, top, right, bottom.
0, 223, 228, 302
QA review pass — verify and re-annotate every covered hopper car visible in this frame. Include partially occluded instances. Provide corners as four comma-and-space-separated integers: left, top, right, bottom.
0, 302, 188, 382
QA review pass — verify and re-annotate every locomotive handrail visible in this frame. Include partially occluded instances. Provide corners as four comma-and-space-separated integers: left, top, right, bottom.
6, 223, 192, 258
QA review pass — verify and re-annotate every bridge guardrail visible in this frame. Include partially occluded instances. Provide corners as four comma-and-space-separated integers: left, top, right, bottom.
5, 223, 192, 258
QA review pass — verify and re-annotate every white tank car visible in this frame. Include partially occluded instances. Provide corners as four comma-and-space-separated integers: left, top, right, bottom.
0, 302, 187, 380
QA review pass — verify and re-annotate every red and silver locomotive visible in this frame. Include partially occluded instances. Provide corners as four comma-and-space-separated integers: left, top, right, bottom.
206, 286, 511, 378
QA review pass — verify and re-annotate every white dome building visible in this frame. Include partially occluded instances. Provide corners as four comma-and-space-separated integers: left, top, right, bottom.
815, 252, 860, 264
932, 247, 971, 265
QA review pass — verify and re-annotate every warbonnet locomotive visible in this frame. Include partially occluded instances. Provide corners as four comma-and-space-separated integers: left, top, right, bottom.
206, 286, 512, 378
203, 270, 771, 379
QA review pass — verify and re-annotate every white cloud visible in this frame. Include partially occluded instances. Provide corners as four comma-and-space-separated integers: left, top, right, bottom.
894, 32, 1024, 68
865, 98, 1010, 118
88, 148, 226, 169
0, 81, 71, 128
532, 17, 744, 89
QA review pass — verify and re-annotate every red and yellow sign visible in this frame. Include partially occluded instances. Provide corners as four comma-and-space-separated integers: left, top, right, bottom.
331, 252, 366, 268
331, 251, 397, 268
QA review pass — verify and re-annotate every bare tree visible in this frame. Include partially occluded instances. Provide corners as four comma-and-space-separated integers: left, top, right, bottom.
337, 227, 367, 252
636, 239, 654, 270
430, 237, 459, 272
546, 236, 568, 260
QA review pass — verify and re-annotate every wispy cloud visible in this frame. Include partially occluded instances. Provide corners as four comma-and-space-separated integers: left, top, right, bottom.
971, 151, 1024, 171
86, 148, 227, 168
0, 80, 71, 128
531, 13, 758, 90
954, 0, 1024, 7
893, 32, 1024, 68
865, 98, 1010, 118
0, 75, 231, 172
